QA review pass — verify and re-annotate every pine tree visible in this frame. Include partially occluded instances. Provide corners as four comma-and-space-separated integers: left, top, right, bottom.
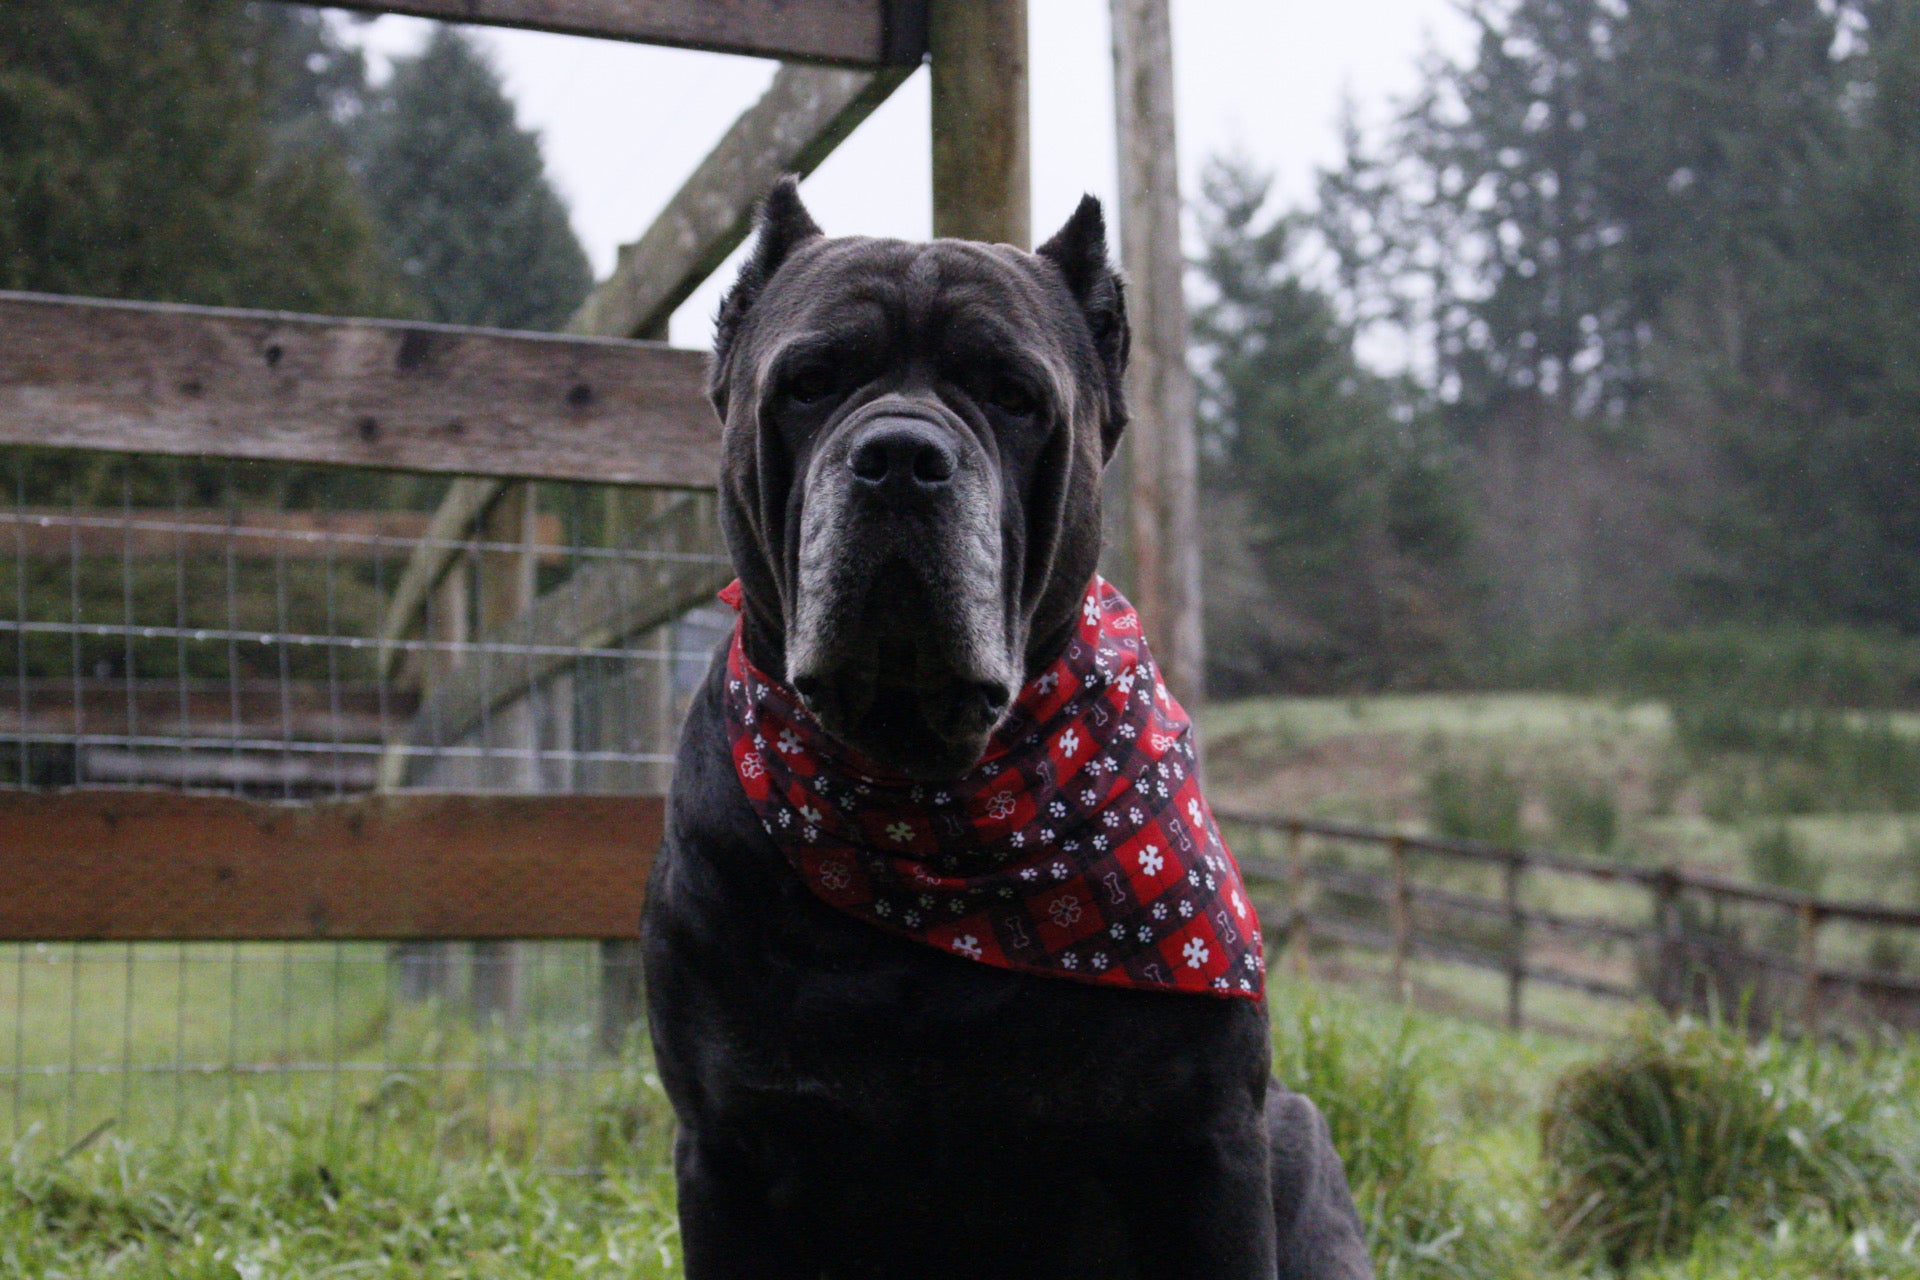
1701, 2, 1920, 628
1192, 159, 1467, 691
354, 27, 591, 331
1316, 0, 1920, 640
1320, 0, 1853, 422
0, 0, 399, 314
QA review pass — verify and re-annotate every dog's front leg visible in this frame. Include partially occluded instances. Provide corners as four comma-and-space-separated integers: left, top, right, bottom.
675, 1128, 816, 1280
1115, 1111, 1278, 1280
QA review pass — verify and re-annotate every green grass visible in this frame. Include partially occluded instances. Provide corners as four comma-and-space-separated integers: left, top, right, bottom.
6, 973, 1916, 1278
1268, 986, 1920, 1279
3, 1099, 681, 1278
1, 941, 653, 1168
2, 943, 678, 1276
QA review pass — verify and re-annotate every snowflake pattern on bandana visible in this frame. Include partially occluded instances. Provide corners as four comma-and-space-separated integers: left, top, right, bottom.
719, 576, 1265, 1001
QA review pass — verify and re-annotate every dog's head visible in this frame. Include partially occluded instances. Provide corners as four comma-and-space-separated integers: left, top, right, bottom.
710, 180, 1129, 781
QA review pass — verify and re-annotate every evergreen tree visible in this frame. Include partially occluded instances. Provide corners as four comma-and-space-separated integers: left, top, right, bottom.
354, 27, 591, 331
0, 0, 399, 314
1701, 2, 1920, 628
1316, 0, 1920, 640
252, 2, 374, 150
1192, 159, 1467, 691
1321, 0, 1855, 422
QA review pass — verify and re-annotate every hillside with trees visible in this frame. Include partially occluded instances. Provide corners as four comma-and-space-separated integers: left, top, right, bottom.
1198, 0, 1920, 691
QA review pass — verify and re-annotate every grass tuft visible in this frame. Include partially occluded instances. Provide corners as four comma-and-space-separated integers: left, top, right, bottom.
1539, 1017, 1920, 1268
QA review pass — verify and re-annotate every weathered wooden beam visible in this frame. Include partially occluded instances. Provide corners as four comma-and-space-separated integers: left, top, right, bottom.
0, 292, 719, 487
0, 790, 658, 941
568, 63, 914, 341
273, 0, 928, 68
929, 0, 1029, 246
1112, 0, 1204, 702
0, 506, 562, 562
1, 678, 407, 742
381, 495, 726, 787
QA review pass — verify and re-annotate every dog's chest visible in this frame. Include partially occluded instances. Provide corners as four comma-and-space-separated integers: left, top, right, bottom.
687, 903, 1162, 1126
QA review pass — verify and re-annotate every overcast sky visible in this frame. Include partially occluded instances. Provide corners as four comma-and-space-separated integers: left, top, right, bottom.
347, 1, 1475, 349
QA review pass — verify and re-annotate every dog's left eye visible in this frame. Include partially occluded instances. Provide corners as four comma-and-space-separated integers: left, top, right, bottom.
984, 377, 1039, 418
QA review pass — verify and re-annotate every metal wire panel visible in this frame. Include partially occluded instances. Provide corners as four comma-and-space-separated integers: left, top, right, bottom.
0, 448, 729, 1161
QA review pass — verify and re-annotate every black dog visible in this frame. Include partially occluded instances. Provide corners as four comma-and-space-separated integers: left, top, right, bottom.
641, 179, 1372, 1280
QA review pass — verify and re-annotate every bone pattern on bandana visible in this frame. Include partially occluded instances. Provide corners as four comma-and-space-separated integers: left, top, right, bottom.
719, 577, 1265, 1000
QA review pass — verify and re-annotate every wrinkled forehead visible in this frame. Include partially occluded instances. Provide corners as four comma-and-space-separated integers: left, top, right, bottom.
741, 236, 1082, 386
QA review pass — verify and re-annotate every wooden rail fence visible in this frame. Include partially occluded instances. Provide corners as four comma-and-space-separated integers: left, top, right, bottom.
1222, 812, 1920, 1036
0, 0, 1013, 1063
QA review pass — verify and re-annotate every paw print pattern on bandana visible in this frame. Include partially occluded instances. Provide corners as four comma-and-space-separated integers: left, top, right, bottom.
719, 576, 1264, 1002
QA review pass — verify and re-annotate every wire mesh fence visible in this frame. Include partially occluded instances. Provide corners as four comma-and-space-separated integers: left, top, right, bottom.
2, 940, 664, 1171
0, 447, 727, 1165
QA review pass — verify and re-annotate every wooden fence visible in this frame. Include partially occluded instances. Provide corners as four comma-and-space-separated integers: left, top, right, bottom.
1222, 812, 1920, 1036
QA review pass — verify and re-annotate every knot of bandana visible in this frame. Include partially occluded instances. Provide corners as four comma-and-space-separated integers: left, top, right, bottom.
719, 577, 1265, 1001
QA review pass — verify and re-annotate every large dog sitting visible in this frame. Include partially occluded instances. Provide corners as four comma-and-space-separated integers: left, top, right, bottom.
641, 178, 1372, 1280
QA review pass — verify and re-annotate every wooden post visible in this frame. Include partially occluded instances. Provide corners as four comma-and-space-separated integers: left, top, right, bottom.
1111, 0, 1203, 705
1286, 823, 1310, 979
426, 561, 472, 692
1652, 869, 1684, 1015
929, 0, 1030, 247
1389, 836, 1410, 1002
392, 556, 471, 999
1504, 856, 1525, 1031
1796, 900, 1822, 1035
471, 485, 538, 1024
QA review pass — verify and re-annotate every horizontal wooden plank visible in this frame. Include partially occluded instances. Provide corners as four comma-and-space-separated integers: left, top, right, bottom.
0, 292, 721, 487
1, 678, 408, 743
0, 507, 563, 562
77, 747, 381, 792
1225, 809, 1920, 931
282, 0, 927, 66
0, 789, 658, 941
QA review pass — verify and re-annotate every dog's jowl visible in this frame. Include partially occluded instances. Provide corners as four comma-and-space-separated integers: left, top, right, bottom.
641, 178, 1373, 1280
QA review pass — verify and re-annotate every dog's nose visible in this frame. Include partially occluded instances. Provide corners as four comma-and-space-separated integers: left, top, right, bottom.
847, 419, 956, 498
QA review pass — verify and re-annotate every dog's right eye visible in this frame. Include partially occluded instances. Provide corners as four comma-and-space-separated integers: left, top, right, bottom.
782, 365, 841, 406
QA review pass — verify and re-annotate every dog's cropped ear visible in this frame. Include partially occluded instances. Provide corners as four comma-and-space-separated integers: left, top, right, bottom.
1038, 195, 1130, 459
710, 176, 824, 412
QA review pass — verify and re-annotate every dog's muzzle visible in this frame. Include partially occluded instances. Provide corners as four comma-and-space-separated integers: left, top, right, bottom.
787, 403, 1019, 777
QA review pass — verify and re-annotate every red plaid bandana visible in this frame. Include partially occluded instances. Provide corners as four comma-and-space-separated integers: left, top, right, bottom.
719, 576, 1265, 1001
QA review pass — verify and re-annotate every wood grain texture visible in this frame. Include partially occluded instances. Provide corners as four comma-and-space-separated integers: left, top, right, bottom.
568, 63, 912, 341
273, 0, 927, 66
371, 65, 890, 647
0, 790, 658, 941
0, 507, 561, 562
1112, 0, 1204, 701
0, 292, 720, 487
929, 0, 1029, 246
